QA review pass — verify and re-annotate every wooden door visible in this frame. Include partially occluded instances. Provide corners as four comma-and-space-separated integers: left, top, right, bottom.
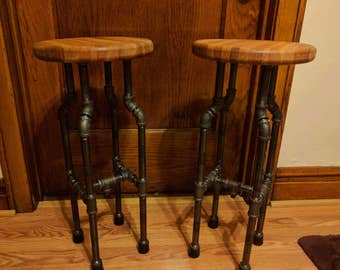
0, 0, 308, 206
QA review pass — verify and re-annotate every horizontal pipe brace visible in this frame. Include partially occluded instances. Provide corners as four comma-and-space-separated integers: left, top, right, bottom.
216, 178, 254, 197
93, 175, 124, 192
199, 166, 253, 198
93, 160, 140, 193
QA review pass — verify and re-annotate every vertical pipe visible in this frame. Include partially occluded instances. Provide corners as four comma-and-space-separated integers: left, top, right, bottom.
239, 66, 272, 270
210, 62, 237, 228
123, 60, 149, 254
59, 63, 83, 243
78, 64, 103, 270
104, 62, 124, 226
254, 66, 281, 246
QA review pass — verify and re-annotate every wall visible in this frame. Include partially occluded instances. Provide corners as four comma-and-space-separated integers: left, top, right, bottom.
278, 0, 340, 167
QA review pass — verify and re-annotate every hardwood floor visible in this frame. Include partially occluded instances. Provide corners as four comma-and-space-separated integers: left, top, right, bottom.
0, 196, 339, 270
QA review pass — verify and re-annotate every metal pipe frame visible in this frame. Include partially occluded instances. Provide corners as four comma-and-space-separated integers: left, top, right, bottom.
254, 66, 282, 246
78, 63, 103, 270
239, 65, 274, 270
123, 60, 149, 254
188, 62, 239, 258
209, 63, 238, 228
58, 63, 85, 244
188, 63, 282, 270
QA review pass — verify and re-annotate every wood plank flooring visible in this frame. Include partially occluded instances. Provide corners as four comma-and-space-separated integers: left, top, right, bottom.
0, 196, 339, 270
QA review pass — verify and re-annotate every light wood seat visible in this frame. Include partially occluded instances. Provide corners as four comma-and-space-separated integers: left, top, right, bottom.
193, 39, 316, 65
33, 36, 154, 63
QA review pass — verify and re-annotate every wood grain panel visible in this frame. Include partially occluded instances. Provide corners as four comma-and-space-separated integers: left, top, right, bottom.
273, 181, 340, 200
0, 131, 14, 210
14, 0, 64, 197
273, 166, 340, 200
0, 6, 35, 212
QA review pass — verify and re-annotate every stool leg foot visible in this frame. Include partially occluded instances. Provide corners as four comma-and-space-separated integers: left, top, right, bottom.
208, 215, 219, 229
91, 259, 104, 270
253, 232, 264, 246
72, 228, 84, 244
188, 243, 200, 258
239, 262, 251, 270
138, 239, 150, 254
209, 182, 220, 229
114, 211, 124, 226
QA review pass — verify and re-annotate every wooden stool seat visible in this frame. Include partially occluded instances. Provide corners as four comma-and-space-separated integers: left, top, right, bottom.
33, 37, 154, 63
193, 39, 316, 65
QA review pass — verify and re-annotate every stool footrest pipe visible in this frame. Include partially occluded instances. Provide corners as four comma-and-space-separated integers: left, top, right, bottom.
197, 165, 254, 199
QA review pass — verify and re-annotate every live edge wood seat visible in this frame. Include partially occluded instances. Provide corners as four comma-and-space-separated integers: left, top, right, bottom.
193, 39, 316, 65
33, 36, 154, 63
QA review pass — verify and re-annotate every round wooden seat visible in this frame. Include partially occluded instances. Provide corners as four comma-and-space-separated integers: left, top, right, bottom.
193, 39, 316, 65
33, 37, 154, 63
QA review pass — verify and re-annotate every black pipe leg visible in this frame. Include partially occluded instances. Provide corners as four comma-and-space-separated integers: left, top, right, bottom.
239, 66, 272, 270
254, 67, 282, 246
114, 182, 124, 225
104, 62, 124, 226
208, 182, 221, 229
137, 125, 149, 254
59, 63, 84, 244
208, 63, 238, 229
123, 60, 149, 254
79, 64, 103, 270
188, 185, 204, 258
189, 128, 209, 258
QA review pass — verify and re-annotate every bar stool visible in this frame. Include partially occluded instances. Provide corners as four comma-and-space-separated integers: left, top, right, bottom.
188, 39, 316, 270
33, 37, 154, 270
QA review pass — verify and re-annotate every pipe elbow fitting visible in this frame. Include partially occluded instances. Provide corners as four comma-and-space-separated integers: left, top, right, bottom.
270, 103, 282, 122
200, 109, 215, 129
134, 108, 146, 125
124, 97, 146, 125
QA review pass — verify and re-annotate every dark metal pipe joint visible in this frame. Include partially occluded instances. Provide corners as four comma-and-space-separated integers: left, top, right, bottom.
124, 95, 146, 126
268, 102, 282, 122
194, 182, 207, 201
79, 102, 93, 138
200, 102, 224, 128
138, 178, 147, 197
248, 197, 263, 218
216, 178, 253, 198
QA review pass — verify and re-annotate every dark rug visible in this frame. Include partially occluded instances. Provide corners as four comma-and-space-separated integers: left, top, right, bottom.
298, 235, 340, 270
